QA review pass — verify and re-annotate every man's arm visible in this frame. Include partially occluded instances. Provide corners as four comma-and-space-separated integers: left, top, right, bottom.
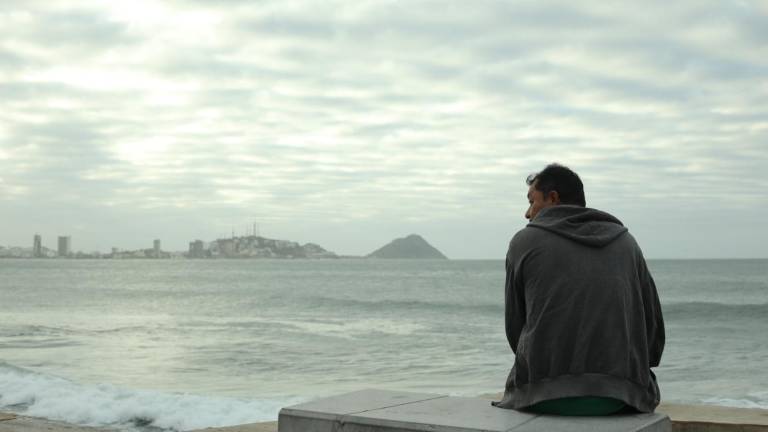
504, 248, 526, 354
639, 258, 665, 368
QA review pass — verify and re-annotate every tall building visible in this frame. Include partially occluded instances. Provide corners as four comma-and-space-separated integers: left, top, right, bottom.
188, 240, 205, 258
33, 234, 42, 258
153, 239, 161, 258
57, 236, 71, 257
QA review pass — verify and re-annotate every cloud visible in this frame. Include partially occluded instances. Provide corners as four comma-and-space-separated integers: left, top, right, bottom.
1, 0, 767, 257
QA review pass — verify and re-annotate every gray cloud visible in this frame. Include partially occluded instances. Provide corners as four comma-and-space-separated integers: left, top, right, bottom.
1, 0, 767, 258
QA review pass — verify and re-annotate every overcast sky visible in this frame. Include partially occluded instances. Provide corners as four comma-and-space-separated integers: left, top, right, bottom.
1, 0, 767, 259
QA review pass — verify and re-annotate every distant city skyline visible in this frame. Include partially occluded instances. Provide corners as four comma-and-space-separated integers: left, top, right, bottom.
2, 1, 767, 259
0, 230, 342, 259
5, 229, 309, 254
3, 232, 220, 255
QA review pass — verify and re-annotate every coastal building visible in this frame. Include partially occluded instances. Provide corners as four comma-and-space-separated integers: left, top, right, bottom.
188, 240, 205, 258
153, 239, 161, 258
217, 238, 236, 257
33, 234, 42, 258
57, 236, 71, 257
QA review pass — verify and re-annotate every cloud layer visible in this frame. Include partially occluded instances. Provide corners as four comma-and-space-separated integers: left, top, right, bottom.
2, 0, 767, 258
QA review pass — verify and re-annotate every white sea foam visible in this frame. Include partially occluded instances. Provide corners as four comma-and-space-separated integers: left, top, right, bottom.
702, 391, 768, 409
0, 363, 302, 431
182, 315, 427, 339
279, 317, 425, 338
207, 316, 426, 339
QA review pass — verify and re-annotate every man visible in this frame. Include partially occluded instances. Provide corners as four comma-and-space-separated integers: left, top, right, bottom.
492, 163, 664, 416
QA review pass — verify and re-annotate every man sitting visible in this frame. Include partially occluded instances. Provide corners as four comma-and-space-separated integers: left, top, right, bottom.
492, 163, 665, 416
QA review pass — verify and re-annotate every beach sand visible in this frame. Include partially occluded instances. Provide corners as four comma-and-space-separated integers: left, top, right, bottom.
0, 412, 113, 432
190, 422, 277, 432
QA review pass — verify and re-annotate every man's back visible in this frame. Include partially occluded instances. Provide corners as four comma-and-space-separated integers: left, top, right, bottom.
496, 205, 664, 413
494, 164, 664, 415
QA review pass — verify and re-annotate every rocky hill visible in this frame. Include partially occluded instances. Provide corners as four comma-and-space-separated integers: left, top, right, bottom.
204, 235, 337, 259
367, 234, 447, 259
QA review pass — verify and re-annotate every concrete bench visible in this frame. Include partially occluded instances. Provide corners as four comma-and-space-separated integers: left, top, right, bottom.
278, 389, 671, 432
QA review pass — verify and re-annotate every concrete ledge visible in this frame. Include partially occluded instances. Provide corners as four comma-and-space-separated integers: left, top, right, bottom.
278, 389, 671, 432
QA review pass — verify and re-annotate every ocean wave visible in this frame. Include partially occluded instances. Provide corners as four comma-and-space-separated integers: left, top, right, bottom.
662, 302, 768, 321
306, 296, 503, 315
0, 339, 83, 349
0, 362, 301, 431
275, 317, 426, 338
186, 316, 427, 339
0, 325, 79, 338
0, 324, 155, 338
306, 297, 768, 322
0, 325, 82, 350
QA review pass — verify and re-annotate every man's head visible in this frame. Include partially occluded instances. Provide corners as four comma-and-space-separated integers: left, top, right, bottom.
525, 163, 585, 221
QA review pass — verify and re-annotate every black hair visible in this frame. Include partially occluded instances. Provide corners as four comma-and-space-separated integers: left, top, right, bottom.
526, 163, 586, 207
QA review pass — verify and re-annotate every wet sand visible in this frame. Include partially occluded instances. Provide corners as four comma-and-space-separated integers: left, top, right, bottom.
0, 412, 114, 432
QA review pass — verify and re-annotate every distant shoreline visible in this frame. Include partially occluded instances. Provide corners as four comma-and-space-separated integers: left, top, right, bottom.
2, 257, 768, 261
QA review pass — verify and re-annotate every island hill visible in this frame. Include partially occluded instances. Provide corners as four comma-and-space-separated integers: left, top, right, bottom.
367, 234, 447, 259
186, 233, 447, 259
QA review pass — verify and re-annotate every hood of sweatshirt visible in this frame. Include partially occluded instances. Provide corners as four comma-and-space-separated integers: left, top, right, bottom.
527, 205, 628, 247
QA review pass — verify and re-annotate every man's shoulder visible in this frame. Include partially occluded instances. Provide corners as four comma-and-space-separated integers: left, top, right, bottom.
508, 223, 643, 257
507, 225, 548, 256
510, 224, 553, 244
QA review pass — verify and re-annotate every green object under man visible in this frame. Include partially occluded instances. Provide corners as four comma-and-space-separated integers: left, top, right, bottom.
492, 163, 665, 415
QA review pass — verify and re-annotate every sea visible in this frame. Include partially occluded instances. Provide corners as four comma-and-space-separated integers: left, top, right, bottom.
1, 259, 766, 431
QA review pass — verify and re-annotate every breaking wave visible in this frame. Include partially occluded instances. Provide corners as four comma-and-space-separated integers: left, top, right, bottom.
306, 296, 503, 315
0, 362, 301, 431
702, 391, 768, 409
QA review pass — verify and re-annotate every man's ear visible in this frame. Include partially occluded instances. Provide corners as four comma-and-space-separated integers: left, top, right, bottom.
547, 190, 561, 204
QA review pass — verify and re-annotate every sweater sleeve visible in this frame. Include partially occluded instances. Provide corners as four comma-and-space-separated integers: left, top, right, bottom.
639, 257, 665, 368
504, 244, 526, 354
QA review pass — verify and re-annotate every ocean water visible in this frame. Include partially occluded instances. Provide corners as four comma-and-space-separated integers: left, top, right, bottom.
1, 259, 766, 431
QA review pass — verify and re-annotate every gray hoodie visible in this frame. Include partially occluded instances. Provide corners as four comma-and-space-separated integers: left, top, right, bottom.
493, 205, 664, 413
